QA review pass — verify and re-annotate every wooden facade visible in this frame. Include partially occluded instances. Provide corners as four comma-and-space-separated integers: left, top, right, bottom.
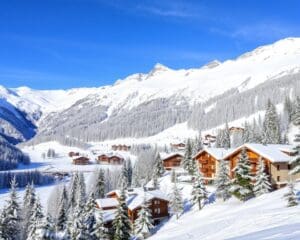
111, 144, 131, 151
72, 156, 90, 165
194, 151, 218, 179
68, 151, 79, 157
162, 153, 183, 170
97, 154, 124, 165
128, 198, 169, 223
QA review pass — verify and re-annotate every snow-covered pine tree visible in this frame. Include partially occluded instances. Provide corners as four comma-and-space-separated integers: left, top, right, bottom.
38, 214, 55, 240
69, 172, 79, 210
1, 177, 22, 240
284, 181, 298, 207
191, 171, 208, 210
215, 129, 224, 148
92, 210, 106, 240
153, 152, 165, 178
134, 198, 153, 239
169, 181, 183, 219
69, 205, 87, 240
152, 173, 159, 190
242, 121, 250, 143
131, 165, 142, 188
112, 188, 131, 240
192, 133, 203, 156
27, 197, 44, 240
215, 159, 231, 201
22, 182, 36, 239
83, 193, 98, 240
92, 169, 106, 199
119, 161, 129, 189
183, 139, 194, 175
56, 186, 68, 232
290, 101, 300, 175
253, 158, 272, 196
77, 173, 87, 207
223, 121, 231, 149
230, 147, 254, 201
292, 96, 300, 125
284, 95, 294, 123
126, 159, 133, 187
262, 99, 281, 144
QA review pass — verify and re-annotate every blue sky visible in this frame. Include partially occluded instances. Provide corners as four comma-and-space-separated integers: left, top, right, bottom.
0, 0, 299, 89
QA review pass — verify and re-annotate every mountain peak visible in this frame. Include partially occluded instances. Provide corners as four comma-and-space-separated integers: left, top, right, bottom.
201, 60, 221, 69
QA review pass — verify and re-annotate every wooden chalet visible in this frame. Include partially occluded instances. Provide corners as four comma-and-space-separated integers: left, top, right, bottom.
68, 151, 79, 157
194, 148, 231, 181
161, 153, 184, 170
72, 156, 90, 165
104, 187, 169, 224
229, 126, 244, 134
170, 143, 186, 151
224, 143, 299, 188
97, 154, 124, 165
111, 144, 131, 151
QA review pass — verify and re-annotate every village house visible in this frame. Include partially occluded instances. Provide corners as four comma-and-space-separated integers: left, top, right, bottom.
161, 152, 184, 170
97, 153, 124, 165
96, 187, 169, 227
194, 148, 231, 181
170, 143, 186, 151
224, 143, 299, 188
68, 151, 80, 157
229, 126, 244, 134
111, 144, 131, 151
203, 134, 217, 146
72, 156, 90, 165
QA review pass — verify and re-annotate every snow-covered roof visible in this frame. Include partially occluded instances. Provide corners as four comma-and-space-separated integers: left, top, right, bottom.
99, 209, 117, 223
106, 187, 169, 211
96, 198, 119, 209
194, 147, 232, 160
160, 152, 183, 161
98, 152, 125, 159
224, 143, 294, 163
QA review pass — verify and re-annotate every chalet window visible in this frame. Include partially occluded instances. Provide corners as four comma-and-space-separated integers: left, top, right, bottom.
154, 200, 160, 205
277, 176, 280, 182
277, 165, 280, 171
154, 208, 161, 214
288, 165, 291, 170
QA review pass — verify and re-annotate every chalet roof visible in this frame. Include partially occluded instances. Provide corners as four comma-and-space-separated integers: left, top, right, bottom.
106, 187, 169, 211
72, 156, 89, 160
224, 143, 294, 163
160, 152, 184, 161
98, 152, 124, 159
194, 148, 232, 160
96, 198, 119, 209
98, 209, 117, 223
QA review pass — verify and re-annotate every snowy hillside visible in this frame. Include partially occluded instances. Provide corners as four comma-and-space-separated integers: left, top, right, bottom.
150, 180, 300, 240
1, 37, 300, 144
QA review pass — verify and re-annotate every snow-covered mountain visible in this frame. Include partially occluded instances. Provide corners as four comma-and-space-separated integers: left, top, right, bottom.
1, 37, 300, 144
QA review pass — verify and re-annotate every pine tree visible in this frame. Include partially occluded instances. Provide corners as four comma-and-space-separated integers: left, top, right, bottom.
223, 121, 231, 149
192, 134, 203, 156
183, 139, 194, 175
91, 169, 106, 199
38, 214, 55, 240
153, 153, 165, 178
69, 172, 80, 210
262, 99, 281, 144
1, 177, 22, 240
253, 158, 272, 196
292, 96, 300, 125
290, 104, 300, 175
112, 188, 131, 240
215, 159, 231, 201
27, 197, 44, 240
242, 121, 250, 143
126, 159, 133, 187
22, 182, 36, 239
92, 210, 106, 240
56, 186, 68, 232
77, 173, 87, 207
230, 147, 254, 201
69, 206, 87, 240
83, 193, 98, 240
169, 181, 183, 219
152, 173, 159, 190
134, 198, 153, 239
191, 171, 208, 210
284, 96, 293, 123
284, 181, 298, 207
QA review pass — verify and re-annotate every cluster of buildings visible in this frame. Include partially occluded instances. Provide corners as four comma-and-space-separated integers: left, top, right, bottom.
96, 187, 170, 228
162, 143, 299, 189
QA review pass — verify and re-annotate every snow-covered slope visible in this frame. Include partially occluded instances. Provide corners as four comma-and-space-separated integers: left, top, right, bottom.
150, 181, 300, 240
1, 37, 300, 144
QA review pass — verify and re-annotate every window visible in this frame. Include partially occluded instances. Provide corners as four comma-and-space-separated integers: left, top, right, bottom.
277, 165, 280, 171
288, 165, 291, 170
154, 200, 160, 205
154, 208, 161, 214
277, 176, 280, 182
